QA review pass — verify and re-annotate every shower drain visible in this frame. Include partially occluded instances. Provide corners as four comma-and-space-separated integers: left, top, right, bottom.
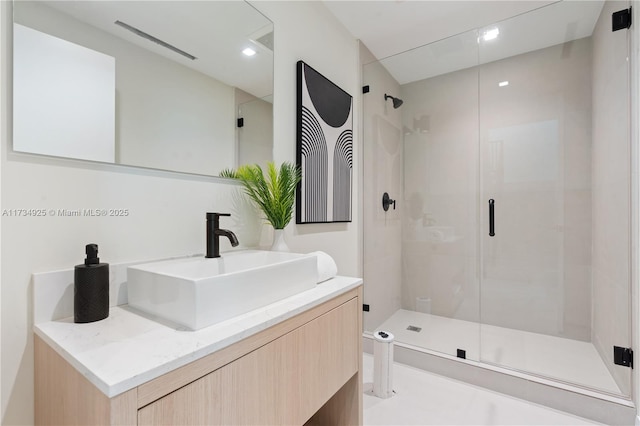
406, 325, 422, 332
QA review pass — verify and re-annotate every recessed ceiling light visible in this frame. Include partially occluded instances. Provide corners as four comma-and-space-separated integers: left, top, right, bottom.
482, 28, 500, 41
242, 47, 256, 57
498, 81, 509, 87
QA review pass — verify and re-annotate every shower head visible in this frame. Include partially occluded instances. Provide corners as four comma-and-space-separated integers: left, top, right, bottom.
384, 94, 403, 109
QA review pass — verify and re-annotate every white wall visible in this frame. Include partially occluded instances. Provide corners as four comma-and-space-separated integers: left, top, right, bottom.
0, 2, 360, 424
251, 1, 360, 275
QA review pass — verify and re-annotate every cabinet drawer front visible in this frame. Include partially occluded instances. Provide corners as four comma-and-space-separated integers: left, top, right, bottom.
138, 297, 359, 425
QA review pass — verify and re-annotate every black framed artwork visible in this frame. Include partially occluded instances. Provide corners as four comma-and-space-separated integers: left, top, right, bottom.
296, 60, 353, 224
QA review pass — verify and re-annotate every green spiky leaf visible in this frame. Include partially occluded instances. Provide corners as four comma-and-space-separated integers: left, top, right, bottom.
219, 168, 239, 179
235, 162, 301, 229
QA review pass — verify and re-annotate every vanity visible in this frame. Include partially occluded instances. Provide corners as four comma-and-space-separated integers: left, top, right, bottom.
33, 257, 363, 425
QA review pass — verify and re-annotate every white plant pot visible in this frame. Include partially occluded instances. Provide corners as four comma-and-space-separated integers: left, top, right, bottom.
270, 229, 290, 252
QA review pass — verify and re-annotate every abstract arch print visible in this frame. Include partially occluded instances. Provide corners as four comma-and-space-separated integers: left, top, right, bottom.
296, 61, 353, 223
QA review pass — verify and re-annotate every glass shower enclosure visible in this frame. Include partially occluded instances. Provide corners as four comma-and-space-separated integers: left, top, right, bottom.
363, 0, 631, 397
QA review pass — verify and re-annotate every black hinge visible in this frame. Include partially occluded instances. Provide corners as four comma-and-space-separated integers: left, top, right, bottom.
363, 304, 370, 312
614, 346, 633, 368
237, 117, 244, 128
612, 7, 632, 32
457, 349, 466, 359
362, 85, 370, 94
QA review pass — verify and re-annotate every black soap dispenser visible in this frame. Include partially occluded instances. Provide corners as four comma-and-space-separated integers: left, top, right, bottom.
74, 244, 109, 323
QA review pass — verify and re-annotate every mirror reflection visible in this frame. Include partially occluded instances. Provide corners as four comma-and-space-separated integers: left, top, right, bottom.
12, 1, 274, 176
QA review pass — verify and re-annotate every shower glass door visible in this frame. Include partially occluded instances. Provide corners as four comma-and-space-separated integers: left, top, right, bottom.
477, 0, 631, 396
399, 28, 482, 361
363, 0, 632, 399
363, 28, 482, 362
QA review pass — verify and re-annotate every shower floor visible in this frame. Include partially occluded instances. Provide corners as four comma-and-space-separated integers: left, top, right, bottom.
377, 309, 621, 395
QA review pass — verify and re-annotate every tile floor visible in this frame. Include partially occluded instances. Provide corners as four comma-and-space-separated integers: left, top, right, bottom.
362, 353, 603, 425
378, 309, 620, 394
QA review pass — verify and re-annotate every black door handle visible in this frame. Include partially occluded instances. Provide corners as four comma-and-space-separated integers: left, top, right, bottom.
489, 199, 495, 237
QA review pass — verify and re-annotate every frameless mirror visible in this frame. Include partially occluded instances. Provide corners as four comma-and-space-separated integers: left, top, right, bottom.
12, 1, 274, 176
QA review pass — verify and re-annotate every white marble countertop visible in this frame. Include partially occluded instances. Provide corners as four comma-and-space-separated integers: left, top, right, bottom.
34, 276, 362, 398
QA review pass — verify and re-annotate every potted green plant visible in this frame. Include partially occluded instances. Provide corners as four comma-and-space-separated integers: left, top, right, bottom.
223, 162, 301, 251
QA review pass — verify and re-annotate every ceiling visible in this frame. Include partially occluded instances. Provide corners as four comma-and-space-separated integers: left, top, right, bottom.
18, 1, 274, 99
21, 1, 607, 94
324, 1, 555, 60
324, 0, 605, 84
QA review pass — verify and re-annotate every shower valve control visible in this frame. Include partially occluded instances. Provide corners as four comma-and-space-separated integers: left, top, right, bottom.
382, 192, 396, 211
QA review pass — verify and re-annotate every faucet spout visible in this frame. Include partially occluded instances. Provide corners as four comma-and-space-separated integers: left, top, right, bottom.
216, 228, 239, 247
206, 212, 240, 258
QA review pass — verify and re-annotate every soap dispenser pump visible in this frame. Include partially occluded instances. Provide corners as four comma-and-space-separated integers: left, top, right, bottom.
74, 243, 109, 323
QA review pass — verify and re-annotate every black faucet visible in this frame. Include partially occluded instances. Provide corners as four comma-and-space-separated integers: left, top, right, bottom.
206, 212, 239, 258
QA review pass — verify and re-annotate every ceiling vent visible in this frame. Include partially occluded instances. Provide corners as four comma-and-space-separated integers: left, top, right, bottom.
248, 25, 274, 53
114, 20, 197, 60
255, 31, 274, 52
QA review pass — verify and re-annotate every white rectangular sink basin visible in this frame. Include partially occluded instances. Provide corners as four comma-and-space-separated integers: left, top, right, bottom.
127, 250, 318, 330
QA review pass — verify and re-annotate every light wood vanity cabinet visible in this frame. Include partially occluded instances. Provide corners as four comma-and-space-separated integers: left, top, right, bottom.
35, 286, 363, 426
